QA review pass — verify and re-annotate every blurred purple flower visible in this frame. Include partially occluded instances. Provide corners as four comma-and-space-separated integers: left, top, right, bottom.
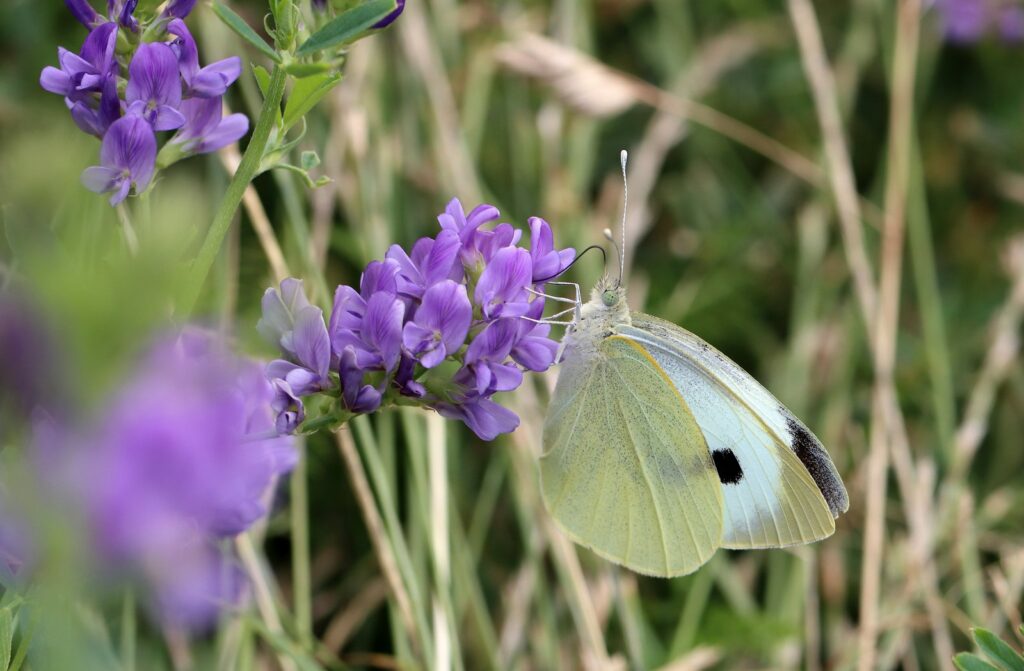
934, 0, 1024, 43
170, 97, 249, 155
126, 43, 186, 131
73, 330, 295, 627
167, 20, 242, 99
81, 115, 156, 205
0, 293, 63, 426
311, 0, 328, 11
262, 199, 574, 440
373, 0, 405, 28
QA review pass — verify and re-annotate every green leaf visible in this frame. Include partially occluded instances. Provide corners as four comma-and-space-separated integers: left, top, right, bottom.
955, 653, 1002, 671
295, 0, 396, 57
0, 607, 14, 670
282, 72, 342, 134
283, 61, 334, 78
253, 64, 272, 97
974, 629, 1024, 671
212, 1, 281, 63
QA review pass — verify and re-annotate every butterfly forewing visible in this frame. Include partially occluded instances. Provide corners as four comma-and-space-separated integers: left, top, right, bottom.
619, 314, 848, 549
541, 335, 724, 577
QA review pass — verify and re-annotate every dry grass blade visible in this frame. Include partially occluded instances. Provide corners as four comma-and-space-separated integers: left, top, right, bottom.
322, 578, 388, 653
495, 33, 824, 188
952, 234, 1024, 477
654, 646, 721, 671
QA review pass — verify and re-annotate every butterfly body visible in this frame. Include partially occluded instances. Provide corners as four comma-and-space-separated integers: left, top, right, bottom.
540, 276, 849, 577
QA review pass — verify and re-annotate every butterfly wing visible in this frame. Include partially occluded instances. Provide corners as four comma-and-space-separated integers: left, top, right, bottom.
541, 334, 724, 577
619, 314, 849, 549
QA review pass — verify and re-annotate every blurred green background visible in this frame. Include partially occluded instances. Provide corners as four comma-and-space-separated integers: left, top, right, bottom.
3, 0, 1024, 669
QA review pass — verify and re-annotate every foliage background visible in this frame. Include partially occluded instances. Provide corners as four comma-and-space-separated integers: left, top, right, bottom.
2, 0, 1024, 669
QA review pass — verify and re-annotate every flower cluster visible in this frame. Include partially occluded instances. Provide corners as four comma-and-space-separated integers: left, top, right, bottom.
26, 329, 295, 627
259, 199, 575, 440
40, 1, 247, 205
935, 0, 1024, 43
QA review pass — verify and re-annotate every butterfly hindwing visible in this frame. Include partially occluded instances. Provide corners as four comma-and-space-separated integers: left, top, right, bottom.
540, 334, 724, 577
619, 314, 848, 549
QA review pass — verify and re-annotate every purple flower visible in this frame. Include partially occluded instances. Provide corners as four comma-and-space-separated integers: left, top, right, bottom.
340, 347, 382, 413
311, 0, 328, 11
437, 198, 501, 267
262, 199, 571, 441
126, 43, 186, 131
329, 261, 406, 371
386, 229, 462, 300
402, 280, 472, 368
373, 0, 405, 28
1000, 5, 1024, 41
65, 0, 102, 27
529, 217, 575, 283
170, 97, 249, 155
458, 319, 523, 395
161, 0, 197, 19
511, 299, 559, 372
167, 20, 242, 99
30, 330, 294, 629
257, 278, 315, 358
69, 76, 122, 138
474, 247, 533, 319
437, 397, 519, 441
266, 306, 331, 397
81, 115, 157, 205
40, 22, 117, 102
108, 0, 139, 31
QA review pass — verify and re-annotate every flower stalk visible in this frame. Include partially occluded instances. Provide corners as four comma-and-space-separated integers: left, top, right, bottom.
180, 64, 288, 317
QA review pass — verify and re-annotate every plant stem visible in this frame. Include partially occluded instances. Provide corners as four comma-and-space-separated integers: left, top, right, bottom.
179, 64, 288, 317
121, 589, 136, 671
291, 443, 313, 649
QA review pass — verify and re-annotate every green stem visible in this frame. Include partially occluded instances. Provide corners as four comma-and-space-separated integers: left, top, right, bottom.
179, 64, 288, 317
121, 589, 136, 671
290, 444, 312, 649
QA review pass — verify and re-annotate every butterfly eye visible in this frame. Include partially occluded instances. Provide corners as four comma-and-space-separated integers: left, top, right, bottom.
601, 290, 616, 307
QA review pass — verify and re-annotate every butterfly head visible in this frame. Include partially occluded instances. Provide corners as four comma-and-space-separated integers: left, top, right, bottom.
579, 275, 629, 329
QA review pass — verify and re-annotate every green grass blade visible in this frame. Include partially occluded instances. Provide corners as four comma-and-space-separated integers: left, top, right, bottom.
296, 0, 397, 57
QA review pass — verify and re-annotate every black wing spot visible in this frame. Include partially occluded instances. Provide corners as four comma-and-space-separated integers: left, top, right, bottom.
712, 448, 743, 485
785, 414, 847, 517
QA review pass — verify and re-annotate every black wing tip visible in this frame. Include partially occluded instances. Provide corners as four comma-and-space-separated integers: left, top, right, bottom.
783, 414, 850, 518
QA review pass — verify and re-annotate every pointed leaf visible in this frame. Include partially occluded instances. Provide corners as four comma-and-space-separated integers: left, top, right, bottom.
955, 653, 1002, 671
974, 629, 1024, 671
213, 1, 281, 63
283, 71, 342, 134
295, 0, 396, 57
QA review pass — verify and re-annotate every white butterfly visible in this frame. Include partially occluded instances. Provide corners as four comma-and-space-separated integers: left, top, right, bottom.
536, 152, 849, 577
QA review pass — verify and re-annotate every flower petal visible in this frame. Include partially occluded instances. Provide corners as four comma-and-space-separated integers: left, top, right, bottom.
293, 306, 330, 379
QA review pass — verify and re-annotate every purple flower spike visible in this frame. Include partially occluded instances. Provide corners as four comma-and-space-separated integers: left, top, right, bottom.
474, 247, 533, 319
65, 0, 102, 27
529, 217, 575, 283
167, 20, 242, 99
438, 198, 500, 266
162, 0, 198, 19
81, 115, 157, 205
126, 43, 186, 131
373, 0, 405, 28
171, 98, 249, 155
402, 280, 472, 368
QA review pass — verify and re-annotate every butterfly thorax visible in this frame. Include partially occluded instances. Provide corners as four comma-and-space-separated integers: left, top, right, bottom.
562, 276, 631, 359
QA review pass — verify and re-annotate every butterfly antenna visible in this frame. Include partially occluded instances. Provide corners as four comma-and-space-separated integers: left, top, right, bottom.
618, 149, 628, 288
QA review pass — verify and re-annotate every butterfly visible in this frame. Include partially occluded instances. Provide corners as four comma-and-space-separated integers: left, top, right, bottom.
538, 152, 849, 578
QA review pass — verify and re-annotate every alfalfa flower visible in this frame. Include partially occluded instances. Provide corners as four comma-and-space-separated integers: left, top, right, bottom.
81, 115, 157, 205
260, 199, 575, 441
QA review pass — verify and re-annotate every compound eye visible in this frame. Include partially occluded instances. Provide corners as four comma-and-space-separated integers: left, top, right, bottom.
601, 290, 616, 307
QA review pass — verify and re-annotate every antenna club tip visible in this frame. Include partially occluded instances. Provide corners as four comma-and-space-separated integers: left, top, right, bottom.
602, 228, 614, 241
620, 149, 628, 166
